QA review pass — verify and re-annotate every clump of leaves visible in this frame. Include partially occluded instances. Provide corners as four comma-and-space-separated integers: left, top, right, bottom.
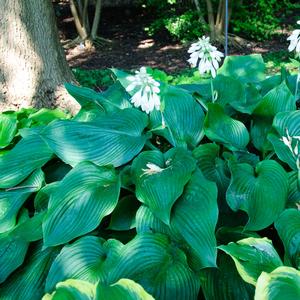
0, 55, 300, 300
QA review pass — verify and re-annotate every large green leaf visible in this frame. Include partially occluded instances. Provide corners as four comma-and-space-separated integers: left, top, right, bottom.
0, 212, 29, 284
171, 169, 218, 269
66, 82, 131, 121
226, 160, 288, 231
219, 237, 283, 285
204, 103, 249, 150
136, 205, 173, 237
250, 118, 273, 152
45, 236, 123, 292
43, 162, 120, 247
150, 85, 205, 148
109, 233, 200, 300
0, 134, 52, 188
0, 243, 58, 300
132, 148, 196, 225
287, 171, 300, 208
275, 209, 300, 269
192, 143, 230, 199
96, 279, 155, 300
40, 108, 149, 168
268, 110, 300, 170
218, 54, 265, 83
0, 169, 44, 233
0, 113, 17, 149
43, 279, 95, 300
254, 267, 300, 300
200, 252, 254, 300
253, 81, 295, 117
28, 108, 68, 125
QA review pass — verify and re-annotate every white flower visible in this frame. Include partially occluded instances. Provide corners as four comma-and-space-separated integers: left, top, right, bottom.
126, 67, 160, 114
187, 36, 224, 78
287, 21, 300, 57
141, 163, 164, 176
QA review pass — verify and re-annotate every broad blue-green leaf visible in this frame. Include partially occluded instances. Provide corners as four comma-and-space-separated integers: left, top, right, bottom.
218, 54, 265, 83
108, 195, 140, 231
96, 279, 155, 300
150, 85, 205, 148
250, 118, 273, 152
0, 134, 52, 188
219, 237, 283, 285
226, 160, 288, 230
43, 162, 120, 247
287, 172, 300, 208
275, 209, 300, 269
253, 81, 295, 117
132, 148, 196, 224
171, 169, 218, 269
34, 183, 59, 212
136, 205, 173, 237
268, 110, 300, 170
200, 252, 254, 300
0, 113, 17, 148
255, 267, 300, 300
45, 236, 123, 292
43, 279, 95, 300
230, 84, 262, 114
41, 108, 149, 167
258, 75, 281, 96
109, 233, 200, 300
66, 82, 131, 122
0, 243, 58, 300
204, 103, 249, 150
192, 143, 230, 199
0, 211, 29, 283
0, 169, 44, 233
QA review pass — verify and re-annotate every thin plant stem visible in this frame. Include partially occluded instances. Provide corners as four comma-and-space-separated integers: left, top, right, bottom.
210, 77, 215, 103
295, 67, 300, 103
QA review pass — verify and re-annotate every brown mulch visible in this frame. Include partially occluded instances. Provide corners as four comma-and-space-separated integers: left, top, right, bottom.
59, 7, 291, 74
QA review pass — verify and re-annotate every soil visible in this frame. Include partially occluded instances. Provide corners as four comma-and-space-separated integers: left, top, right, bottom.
58, 6, 293, 75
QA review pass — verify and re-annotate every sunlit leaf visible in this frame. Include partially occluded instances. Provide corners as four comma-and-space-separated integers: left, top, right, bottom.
96, 278, 155, 300
0, 134, 52, 188
40, 108, 149, 168
219, 237, 283, 285
43, 279, 95, 300
0, 113, 17, 149
218, 54, 265, 83
255, 267, 300, 300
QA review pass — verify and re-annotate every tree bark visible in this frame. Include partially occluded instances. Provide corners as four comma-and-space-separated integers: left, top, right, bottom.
0, 0, 79, 112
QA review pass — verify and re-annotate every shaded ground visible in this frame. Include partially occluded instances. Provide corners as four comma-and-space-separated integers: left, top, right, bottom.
59, 7, 293, 74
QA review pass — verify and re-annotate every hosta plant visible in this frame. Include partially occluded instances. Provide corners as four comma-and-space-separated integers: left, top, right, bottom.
0, 54, 300, 300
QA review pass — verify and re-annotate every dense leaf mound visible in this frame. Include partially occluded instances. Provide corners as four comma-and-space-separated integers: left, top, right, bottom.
0, 55, 299, 300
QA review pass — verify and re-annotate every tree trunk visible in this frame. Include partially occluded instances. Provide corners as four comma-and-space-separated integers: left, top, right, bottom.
0, 0, 79, 112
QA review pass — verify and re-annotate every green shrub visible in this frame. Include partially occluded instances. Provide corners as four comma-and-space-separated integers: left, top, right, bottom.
0, 55, 300, 299
231, 0, 295, 40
